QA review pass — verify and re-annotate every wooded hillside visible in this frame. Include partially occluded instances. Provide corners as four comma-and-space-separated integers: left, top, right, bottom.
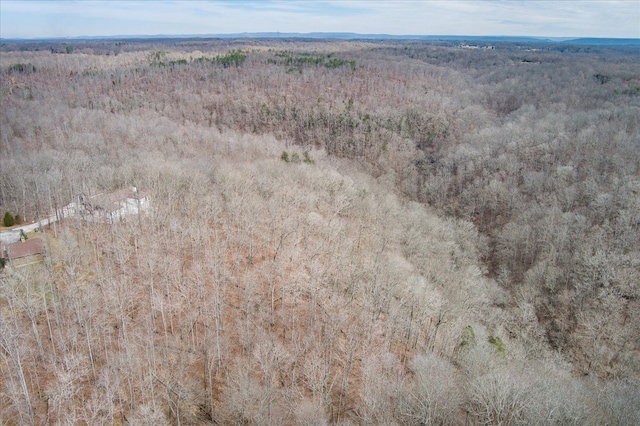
1, 38, 639, 425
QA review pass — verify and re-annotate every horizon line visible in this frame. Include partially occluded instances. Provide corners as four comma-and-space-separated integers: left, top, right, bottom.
2, 32, 639, 42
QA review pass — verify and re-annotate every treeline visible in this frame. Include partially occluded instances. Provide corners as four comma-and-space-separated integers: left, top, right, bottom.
1, 39, 639, 424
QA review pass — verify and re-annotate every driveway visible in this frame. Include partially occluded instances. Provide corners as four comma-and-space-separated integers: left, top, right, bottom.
0, 204, 76, 244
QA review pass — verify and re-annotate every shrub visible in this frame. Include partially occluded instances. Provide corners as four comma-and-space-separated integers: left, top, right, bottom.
325, 58, 356, 71
193, 50, 247, 68
488, 335, 506, 356
3, 212, 15, 227
216, 50, 247, 68
8, 63, 36, 74
281, 151, 290, 162
303, 151, 314, 164
13, 214, 21, 224
150, 50, 167, 63
459, 325, 477, 350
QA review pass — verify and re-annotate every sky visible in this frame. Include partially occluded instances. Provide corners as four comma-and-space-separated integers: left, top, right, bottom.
1, 0, 639, 39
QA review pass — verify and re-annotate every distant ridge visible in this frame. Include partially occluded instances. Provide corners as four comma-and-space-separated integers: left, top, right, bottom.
563, 38, 639, 46
2, 32, 638, 46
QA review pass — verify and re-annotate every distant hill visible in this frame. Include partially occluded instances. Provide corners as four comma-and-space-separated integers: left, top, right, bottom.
562, 37, 639, 46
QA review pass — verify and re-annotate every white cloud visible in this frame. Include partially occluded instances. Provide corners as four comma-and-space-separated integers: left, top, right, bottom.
1, 0, 638, 38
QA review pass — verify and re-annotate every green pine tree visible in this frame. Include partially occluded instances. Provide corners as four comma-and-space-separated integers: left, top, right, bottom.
3, 211, 15, 227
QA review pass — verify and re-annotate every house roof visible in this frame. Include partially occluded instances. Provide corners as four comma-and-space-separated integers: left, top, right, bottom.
83, 188, 144, 213
5, 238, 45, 260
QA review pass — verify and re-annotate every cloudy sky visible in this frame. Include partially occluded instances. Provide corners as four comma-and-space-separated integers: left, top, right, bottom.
1, 0, 639, 39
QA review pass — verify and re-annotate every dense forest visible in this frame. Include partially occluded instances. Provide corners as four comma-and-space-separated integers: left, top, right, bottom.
1, 38, 639, 425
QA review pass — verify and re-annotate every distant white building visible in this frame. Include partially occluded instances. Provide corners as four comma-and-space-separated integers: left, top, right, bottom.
105, 196, 151, 223
78, 187, 150, 223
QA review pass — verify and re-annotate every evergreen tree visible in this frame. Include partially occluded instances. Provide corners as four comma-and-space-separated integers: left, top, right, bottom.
3, 212, 14, 227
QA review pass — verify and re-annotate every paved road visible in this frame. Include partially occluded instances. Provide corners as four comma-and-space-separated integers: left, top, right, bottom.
1, 196, 148, 244
0, 205, 76, 244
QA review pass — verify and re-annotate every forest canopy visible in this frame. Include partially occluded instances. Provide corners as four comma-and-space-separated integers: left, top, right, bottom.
1, 38, 639, 425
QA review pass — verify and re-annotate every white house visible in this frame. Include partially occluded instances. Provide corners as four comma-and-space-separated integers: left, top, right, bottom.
78, 187, 150, 223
